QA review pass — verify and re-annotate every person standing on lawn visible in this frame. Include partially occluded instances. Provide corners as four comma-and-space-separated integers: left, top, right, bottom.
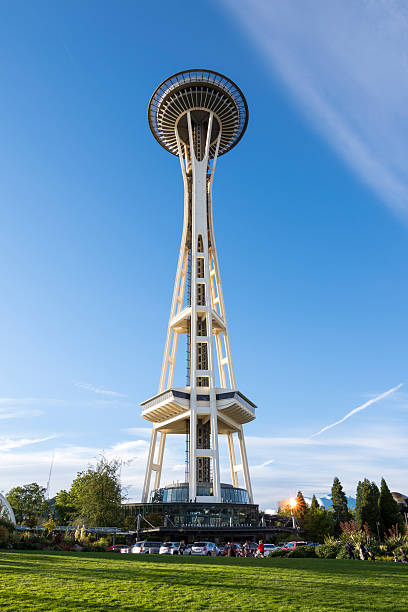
255, 540, 265, 558
178, 541, 187, 555
358, 541, 366, 561
345, 541, 354, 560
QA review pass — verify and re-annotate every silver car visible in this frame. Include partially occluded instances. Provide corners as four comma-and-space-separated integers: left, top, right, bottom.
130, 541, 162, 554
190, 542, 220, 556
159, 541, 191, 555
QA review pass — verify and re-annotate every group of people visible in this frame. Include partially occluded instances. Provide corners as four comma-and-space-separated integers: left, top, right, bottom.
225, 540, 265, 558
345, 541, 375, 561
346, 540, 408, 563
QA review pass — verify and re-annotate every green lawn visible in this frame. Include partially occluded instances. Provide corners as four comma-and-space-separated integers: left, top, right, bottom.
0, 551, 407, 611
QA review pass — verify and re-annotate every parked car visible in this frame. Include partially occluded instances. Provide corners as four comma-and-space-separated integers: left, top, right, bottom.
190, 542, 219, 556
220, 543, 241, 556
282, 541, 308, 550
159, 542, 191, 555
263, 544, 280, 553
130, 541, 162, 554
120, 546, 131, 554
107, 544, 128, 552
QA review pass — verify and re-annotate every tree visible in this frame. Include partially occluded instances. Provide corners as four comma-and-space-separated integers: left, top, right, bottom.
331, 477, 350, 528
294, 491, 308, 523
54, 490, 76, 525
310, 495, 320, 511
69, 455, 124, 526
379, 477, 402, 535
6, 483, 48, 525
43, 516, 57, 535
355, 479, 380, 533
304, 506, 335, 542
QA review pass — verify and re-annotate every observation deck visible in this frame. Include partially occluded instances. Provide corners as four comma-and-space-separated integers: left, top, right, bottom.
141, 387, 256, 432
148, 69, 248, 158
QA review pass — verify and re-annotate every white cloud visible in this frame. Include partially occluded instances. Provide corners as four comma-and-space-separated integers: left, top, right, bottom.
1, 400, 407, 508
252, 459, 275, 469
74, 382, 128, 398
1, 429, 407, 508
0, 398, 48, 420
0, 435, 57, 451
0, 409, 44, 420
223, 0, 408, 219
312, 383, 403, 437
111, 440, 149, 454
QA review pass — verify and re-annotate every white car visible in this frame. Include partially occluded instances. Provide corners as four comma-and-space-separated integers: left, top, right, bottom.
159, 541, 191, 555
191, 542, 220, 556
130, 541, 162, 554
119, 546, 131, 554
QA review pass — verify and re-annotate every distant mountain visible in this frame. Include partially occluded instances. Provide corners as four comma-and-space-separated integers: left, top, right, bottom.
304, 494, 356, 510
265, 493, 356, 515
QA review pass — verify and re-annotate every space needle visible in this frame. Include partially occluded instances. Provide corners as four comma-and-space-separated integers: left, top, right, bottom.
141, 70, 256, 507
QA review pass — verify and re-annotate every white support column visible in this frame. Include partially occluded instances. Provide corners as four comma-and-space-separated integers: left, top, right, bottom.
204, 117, 220, 501
207, 157, 236, 389
227, 432, 239, 487
153, 432, 166, 489
141, 428, 157, 502
238, 426, 253, 503
187, 110, 198, 502
186, 111, 222, 502
158, 139, 189, 393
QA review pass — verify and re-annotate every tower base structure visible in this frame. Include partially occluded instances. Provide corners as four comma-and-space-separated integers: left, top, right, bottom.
122, 499, 299, 545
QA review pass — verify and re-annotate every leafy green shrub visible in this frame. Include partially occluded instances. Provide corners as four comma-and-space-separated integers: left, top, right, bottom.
316, 543, 341, 559
0, 525, 10, 546
14, 534, 51, 550
0, 517, 15, 531
336, 547, 354, 559
267, 548, 287, 558
286, 545, 316, 558
383, 526, 408, 553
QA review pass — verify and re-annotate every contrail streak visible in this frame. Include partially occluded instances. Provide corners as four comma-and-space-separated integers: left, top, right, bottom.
311, 383, 404, 438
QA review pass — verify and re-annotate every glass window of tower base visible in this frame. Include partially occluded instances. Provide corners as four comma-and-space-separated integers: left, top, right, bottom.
150, 483, 249, 504
122, 501, 259, 528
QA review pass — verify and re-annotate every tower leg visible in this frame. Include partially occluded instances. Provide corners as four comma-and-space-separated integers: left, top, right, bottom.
189, 411, 197, 501
238, 426, 253, 503
141, 428, 157, 503
210, 391, 220, 499
153, 432, 166, 489
227, 432, 239, 488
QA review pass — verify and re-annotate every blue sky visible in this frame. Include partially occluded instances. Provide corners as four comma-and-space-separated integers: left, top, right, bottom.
1, 0, 407, 509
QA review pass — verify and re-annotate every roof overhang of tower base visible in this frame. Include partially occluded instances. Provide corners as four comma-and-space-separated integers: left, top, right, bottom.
141, 388, 256, 431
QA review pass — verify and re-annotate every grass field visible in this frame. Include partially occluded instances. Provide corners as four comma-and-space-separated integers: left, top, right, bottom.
0, 550, 407, 611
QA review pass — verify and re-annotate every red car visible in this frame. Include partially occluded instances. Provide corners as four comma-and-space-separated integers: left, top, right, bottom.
107, 544, 128, 552
281, 541, 308, 551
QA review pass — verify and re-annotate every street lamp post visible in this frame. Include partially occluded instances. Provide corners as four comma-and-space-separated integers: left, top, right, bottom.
289, 498, 298, 533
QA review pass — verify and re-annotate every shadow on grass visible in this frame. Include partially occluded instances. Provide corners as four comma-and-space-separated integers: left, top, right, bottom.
1, 551, 408, 612
1, 551, 407, 589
